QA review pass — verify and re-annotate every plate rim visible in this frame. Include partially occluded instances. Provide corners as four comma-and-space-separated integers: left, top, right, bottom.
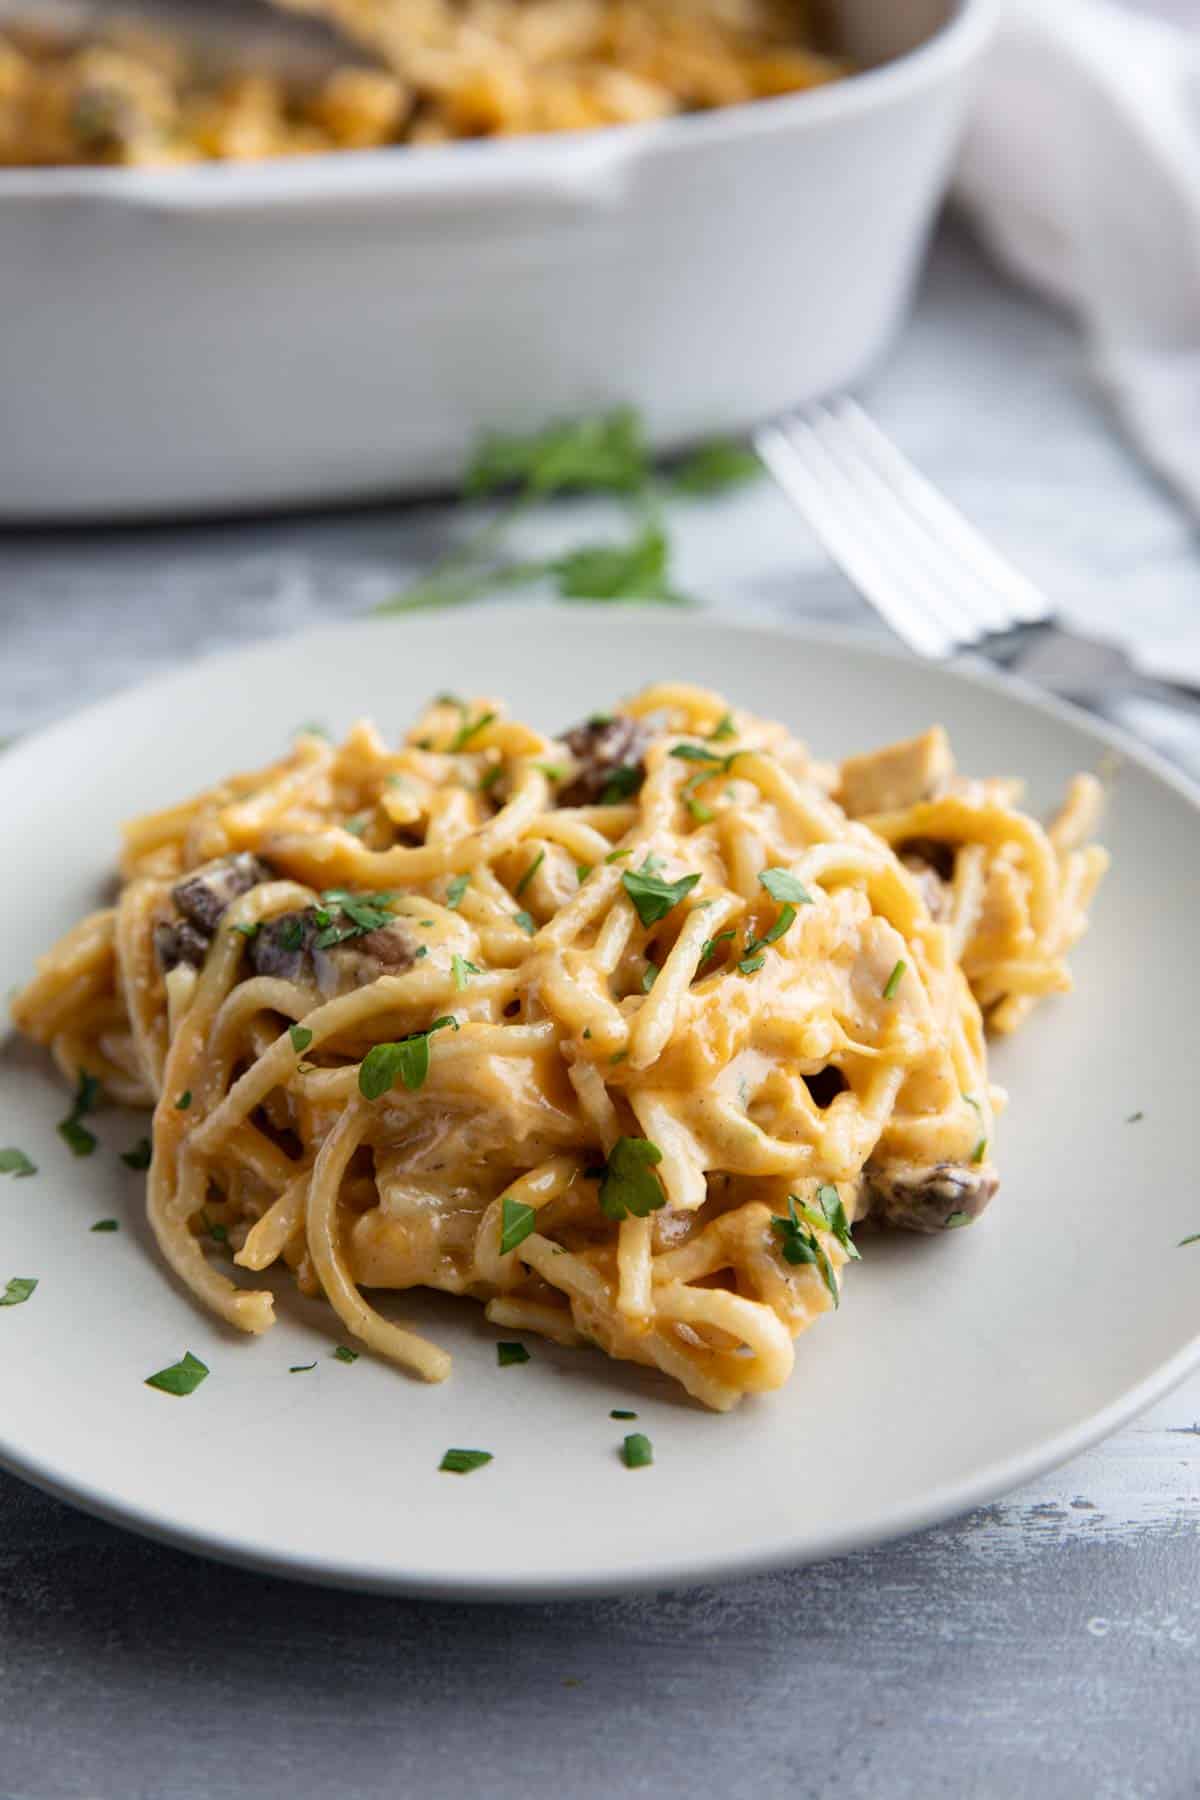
2, 605, 1197, 1600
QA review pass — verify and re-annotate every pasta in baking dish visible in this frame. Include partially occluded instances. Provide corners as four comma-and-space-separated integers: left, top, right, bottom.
11, 685, 1107, 1411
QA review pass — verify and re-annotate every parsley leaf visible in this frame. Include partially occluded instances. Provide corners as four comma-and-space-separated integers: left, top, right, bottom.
513, 910, 537, 936
554, 524, 688, 606
176, 1090, 192, 1111
772, 1197, 839, 1306
600, 765, 643, 804
515, 850, 544, 897
737, 953, 766, 975
452, 954, 481, 990
759, 867, 813, 906
466, 408, 649, 499
621, 1432, 654, 1469
598, 1137, 666, 1221
500, 1196, 537, 1255
882, 960, 906, 1001
610, 1409, 638, 1420
672, 440, 761, 494
121, 1138, 152, 1171
815, 1184, 860, 1261
0, 1148, 36, 1179
449, 710, 496, 753
446, 874, 470, 910
440, 1447, 493, 1474
699, 928, 735, 966
0, 1276, 37, 1306
641, 962, 659, 993
946, 1211, 973, 1229
709, 712, 737, 742
622, 861, 701, 928
289, 1025, 313, 1054
497, 1341, 530, 1367
333, 1345, 358, 1364
90, 1218, 119, 1233
145, 1350, 208, 1396
358, 1017, 457, 1099
57, 1070, 100, 1158
289, 1362, 317, 1372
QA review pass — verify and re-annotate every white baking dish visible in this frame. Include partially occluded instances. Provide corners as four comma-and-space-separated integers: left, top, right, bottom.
0, 0, 996, 520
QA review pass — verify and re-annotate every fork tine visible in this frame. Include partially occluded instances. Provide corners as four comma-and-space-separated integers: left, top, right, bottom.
830, 400, 1053, 631
756, 423, 958, 661
799, 407, 997, 643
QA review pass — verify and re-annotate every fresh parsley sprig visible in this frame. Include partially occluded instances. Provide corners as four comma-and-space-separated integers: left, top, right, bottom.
376, 409, 760, 615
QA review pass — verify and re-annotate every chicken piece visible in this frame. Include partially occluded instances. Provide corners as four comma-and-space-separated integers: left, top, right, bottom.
837, 727, 954, 819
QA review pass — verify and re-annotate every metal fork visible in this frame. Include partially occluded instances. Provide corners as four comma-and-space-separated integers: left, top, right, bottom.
756, 398, 1054, 662
755, 401, 1200, 746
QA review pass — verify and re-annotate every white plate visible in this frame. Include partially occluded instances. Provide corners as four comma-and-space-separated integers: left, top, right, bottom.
0, 609, 1194, 1599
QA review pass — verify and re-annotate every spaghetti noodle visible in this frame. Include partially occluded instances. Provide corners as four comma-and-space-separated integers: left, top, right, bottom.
11, 686, 1107, 1410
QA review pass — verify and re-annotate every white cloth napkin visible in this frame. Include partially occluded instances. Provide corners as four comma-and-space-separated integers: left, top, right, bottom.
957, 0, 1200, 530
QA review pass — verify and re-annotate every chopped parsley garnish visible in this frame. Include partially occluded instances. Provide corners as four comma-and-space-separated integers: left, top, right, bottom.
672, 440, 761, 494
497, 1341, 530, 1366
313, 890, 397, 948
576, 863, 593, 884
233, 921, 261, 940
669, 742, 729, 766
513, 910, 537, 936
90, 1219, 119, 1233
289, 1362, 317, 1372
0, 1148, 36, 1179
882, 960, 906, 1001
121, 1138, 152, 1171
700, 928, 735, 966
685, 794, 715, 824
622, 861, 701, 928
1179, 1233, 1200, 1247
1127, 1111, 1144, 1124
515, 850, 545, 897
479, 763, 504, 793
600, 764, 643, 804
295, 721, 330, 740
759, 867, 813, 906
597, 1137, 666, 1221
739, 900, 798, 974
57, 1071, 99, 1158
358, 1017, 458, 1099
344, 815, 368, 838
946, 1211, 973, 1229
1, 1276, 37, 1306
641, 962, 659, 993
145, 1350, 208, 1396
440, 1448, 493, 1474
604, 847, 633, 864
500, 1196, 537, 1255
449, 710, 496, 753
414, 946, 429, 960
621, 1432, 654, 1469
446, 873, 470, 910
452, 954, 481, 990
771, 1196, 839, 1306
176, 1090, 192, 1111
709, 712, 737, 741
536, 763, 566, 782
277, 917, 305, 952
970, 1136, 987, 1165
333, 1345, 358, 1363
610, 1409, 638, 1420
435, 691, 465, 709
289, 1025, 313, 1054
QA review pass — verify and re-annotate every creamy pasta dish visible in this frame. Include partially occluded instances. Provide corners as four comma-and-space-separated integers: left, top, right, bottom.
0, 2, 846, 166
12, 686, 1106, 1410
